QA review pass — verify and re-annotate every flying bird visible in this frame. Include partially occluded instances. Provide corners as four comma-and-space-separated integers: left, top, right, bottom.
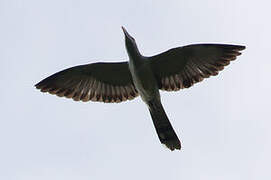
35, 27, 245, 151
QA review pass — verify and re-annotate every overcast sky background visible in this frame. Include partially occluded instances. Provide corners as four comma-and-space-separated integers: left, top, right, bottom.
1, 0, 270, 180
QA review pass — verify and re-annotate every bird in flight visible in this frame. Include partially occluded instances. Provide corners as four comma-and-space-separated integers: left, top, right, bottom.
35, 27, 245, 151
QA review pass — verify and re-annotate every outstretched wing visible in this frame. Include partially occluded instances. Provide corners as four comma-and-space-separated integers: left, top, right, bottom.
35, 62, 138, 103
150, 44, 245, 91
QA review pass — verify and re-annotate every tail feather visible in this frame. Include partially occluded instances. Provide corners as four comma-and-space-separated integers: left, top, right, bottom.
148, 100, 181, 151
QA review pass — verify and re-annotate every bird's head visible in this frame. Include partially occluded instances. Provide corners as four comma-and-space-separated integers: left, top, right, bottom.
122, 26, 137, 47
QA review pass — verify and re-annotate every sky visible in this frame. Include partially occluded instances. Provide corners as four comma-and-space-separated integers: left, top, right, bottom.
1, 0, 270, 179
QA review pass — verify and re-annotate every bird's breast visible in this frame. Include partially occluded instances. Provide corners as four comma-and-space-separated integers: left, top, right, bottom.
128, 60, 159, 102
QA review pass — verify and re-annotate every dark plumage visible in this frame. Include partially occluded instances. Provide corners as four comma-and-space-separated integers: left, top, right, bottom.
35, 27, 245, 151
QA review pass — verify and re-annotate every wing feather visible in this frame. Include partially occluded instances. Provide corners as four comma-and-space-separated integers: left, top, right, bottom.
35, 62, 138, 103
150, 44, 245, 91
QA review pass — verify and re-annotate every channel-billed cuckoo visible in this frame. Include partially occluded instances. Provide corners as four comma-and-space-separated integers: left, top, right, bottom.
35, 27, 245, 151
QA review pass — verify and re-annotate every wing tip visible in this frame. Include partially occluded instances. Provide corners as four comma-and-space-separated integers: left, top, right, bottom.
218, 44, 246, 51
34, 82, 42, 89
234, 45, 246, 51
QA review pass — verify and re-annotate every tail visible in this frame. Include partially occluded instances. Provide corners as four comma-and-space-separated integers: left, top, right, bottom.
148, 100, 181, 151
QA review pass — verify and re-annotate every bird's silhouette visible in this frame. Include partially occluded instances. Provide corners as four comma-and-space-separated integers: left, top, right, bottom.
35, 27, 245, 151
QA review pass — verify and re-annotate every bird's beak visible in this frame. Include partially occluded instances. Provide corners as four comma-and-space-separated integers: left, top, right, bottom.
121, 26, 130, 38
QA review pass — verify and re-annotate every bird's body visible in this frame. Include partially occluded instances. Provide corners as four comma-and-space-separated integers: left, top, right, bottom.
35, 27, 245, 151
128, 55, 159, 103
122, 27, 181, 149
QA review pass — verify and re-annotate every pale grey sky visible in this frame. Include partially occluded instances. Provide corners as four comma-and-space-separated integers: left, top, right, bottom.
1, 0, 270, 180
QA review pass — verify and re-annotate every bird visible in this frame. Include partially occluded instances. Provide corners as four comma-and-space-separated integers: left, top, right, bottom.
35, 27, 245, 151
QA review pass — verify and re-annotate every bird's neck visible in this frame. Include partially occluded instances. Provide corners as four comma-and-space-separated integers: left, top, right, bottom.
126, 43, 144, 66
